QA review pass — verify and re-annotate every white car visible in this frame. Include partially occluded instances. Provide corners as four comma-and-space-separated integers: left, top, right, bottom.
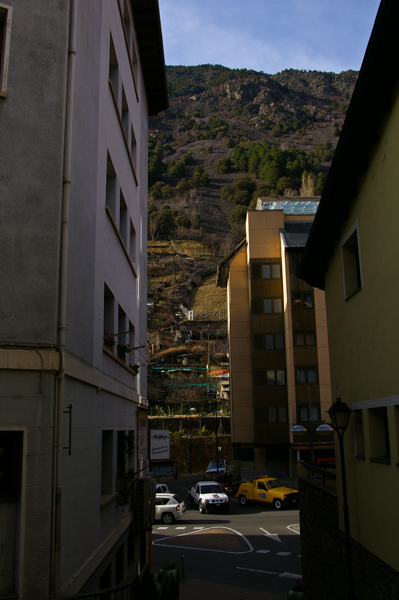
187, 481, 230, 514
205, 459, 231, 476
155, 493, 186, 524
156, 483, 170, 494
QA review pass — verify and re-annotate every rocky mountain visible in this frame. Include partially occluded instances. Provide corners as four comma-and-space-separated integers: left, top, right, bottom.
147, 65, 357, 241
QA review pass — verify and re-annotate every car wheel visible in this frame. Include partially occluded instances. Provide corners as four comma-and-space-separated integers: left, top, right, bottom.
161, 512, 175, 525
199, 500, 205, 513
273, 499, 283, 510
239, 495, 247, 506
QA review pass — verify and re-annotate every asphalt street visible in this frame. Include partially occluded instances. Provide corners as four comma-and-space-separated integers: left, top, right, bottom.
152, 476, 301, 599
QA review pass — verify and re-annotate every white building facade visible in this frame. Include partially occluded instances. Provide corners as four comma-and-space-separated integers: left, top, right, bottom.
0, 0, 168, 597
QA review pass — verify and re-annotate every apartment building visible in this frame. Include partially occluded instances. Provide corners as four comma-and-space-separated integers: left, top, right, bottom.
0, 1, 167, 597
217, 199, 333, 475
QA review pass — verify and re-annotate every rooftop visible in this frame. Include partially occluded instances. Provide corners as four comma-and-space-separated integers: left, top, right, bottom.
256, 196, 320, 215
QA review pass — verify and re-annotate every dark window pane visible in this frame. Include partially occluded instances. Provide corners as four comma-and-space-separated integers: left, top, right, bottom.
296, 330, 304, 346
272, 264, 280, 279
278, 407, 287, 422
293, 293, 302, 308
254, 370, 265, 386
262, 265, 271, 279
254, 334, 264, 350
267, 370, 275, 385
252, 264, 261, 279
304, 293, 313, 308
274, 299, 282, 313
265, 334, 274, 349
264, 299, 272, 313
275, 334, 284, 349
252, 299, 262, 314
305, 330, 315, 345
308, 368, 317, 383
268, 407, 277, 423
297, 368, 306, 383
300, 406, 308, 421
276, 370, 285, 385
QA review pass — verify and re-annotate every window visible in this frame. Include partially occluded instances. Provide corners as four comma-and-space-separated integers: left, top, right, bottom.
263, 298, 282, 314
296, 366, 318, 384
341, 222, 363, 300
119, 192, 128, 247
0, 4, 12, 96
252, 298, 282, 314
123, 0, 132, 54
130, 220, 136, 263
104, 284, 115, 349
294, 329, 315, 346
101, 430, 114, 495
253, 333, 284, 350
300, 405, 319, 421
0, 431, 22, 500
117, 431, 126, 479
131, 124, 137, 166
252, 263, 280, 279
118, 305, 127, 361
109, 34, 120, 106
254, 369, 286, 387
128, 322, 135, 366
121, 86, 129, 140
106, 153, 117, 219
268, 406, 287, 423
292, 291, 313, 309
369, 407, 390, 463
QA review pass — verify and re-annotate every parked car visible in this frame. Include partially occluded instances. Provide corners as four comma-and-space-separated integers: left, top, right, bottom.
187, 480, 230, 513
235, 477, 298, 510
203, 472, 239, 496
205, 459, 231, 476
156, 483, 170, 494
155, 493, 186, 524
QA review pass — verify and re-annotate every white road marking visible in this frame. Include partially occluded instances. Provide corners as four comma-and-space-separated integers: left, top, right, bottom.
157, 527, 168, 530
153, 526, 254, 554
193, 527, 204, 530
259, 527, 282, 543
175, 527, 186, 530
256, 550, 270, 554
237, 567, 301, 580
287, 524, 300, 535
277, 552, 291, 556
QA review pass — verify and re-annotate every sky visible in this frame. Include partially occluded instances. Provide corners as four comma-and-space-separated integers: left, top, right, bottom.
159, 0, 381, 74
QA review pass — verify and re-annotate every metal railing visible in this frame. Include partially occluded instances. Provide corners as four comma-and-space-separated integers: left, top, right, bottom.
301, 461, 336, 486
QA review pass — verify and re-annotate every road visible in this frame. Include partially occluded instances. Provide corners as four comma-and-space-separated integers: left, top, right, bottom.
152, 476, 301, 599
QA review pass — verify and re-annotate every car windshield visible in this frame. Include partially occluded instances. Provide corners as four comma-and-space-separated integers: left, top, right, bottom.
200, 484, 223, 494
208, 460, 225, 469
266, 480, 283, 489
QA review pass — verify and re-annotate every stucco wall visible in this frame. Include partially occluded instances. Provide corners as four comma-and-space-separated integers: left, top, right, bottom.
323, 83, 399, 572
0, 0, 69, 344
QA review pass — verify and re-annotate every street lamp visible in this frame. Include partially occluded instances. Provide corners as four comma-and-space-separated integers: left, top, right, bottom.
327, 398, 355, 600
189, 407, 196, 474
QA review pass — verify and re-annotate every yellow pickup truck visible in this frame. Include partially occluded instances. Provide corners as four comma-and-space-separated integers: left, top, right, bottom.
234, 477, 298, 510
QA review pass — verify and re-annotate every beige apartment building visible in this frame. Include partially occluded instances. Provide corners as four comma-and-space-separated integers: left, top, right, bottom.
217, 199, 333, 475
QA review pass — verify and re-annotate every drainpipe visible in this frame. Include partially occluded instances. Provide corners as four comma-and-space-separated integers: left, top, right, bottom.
50, 0, 77, 596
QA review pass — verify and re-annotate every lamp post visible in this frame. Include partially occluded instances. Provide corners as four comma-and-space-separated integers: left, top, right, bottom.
327, 398, 355, 600
189, 407, 196, 474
